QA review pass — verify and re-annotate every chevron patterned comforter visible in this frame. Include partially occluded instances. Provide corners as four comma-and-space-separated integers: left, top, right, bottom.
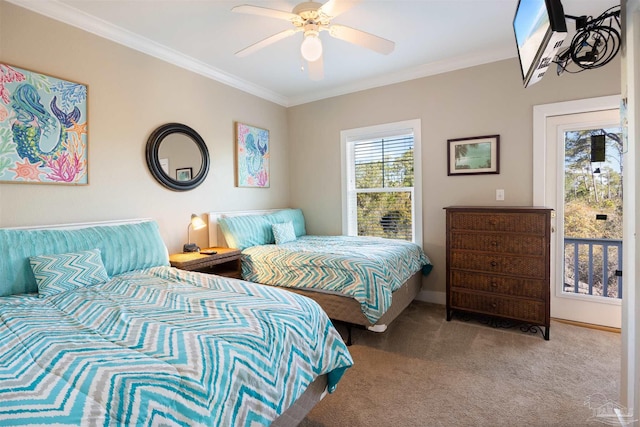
0, 266, 353, 426
241, 235, 432, 324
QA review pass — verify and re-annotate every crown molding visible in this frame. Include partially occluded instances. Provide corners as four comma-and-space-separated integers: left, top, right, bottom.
287, 46, 517, 106
6, 0, 290, 106
7, 0, 516, 108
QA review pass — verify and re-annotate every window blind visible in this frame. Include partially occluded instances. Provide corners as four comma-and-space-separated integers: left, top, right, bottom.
350, 135, 415, 241
354, 136, 414, 189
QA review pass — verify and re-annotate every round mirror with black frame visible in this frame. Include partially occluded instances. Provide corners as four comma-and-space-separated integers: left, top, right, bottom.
146, 123, 210, 191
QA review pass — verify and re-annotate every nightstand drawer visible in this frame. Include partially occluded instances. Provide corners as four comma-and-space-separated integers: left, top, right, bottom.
450, 270, 546, 299
449, 212, 547, 235
169, 248, 241, 279
449, 232, 545, 256
450, 290, 546, 324
450, 251, 545, 279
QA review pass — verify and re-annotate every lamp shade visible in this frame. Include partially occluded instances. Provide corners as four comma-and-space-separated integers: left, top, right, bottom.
190, 214, 206, 230
301, 34, 322, 62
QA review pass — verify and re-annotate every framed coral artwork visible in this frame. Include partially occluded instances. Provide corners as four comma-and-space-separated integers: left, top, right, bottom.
235, 122, 269, 188
0, 63, 88, 185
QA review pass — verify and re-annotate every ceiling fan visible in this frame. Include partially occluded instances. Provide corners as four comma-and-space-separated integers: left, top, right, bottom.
232, 0, 395, 80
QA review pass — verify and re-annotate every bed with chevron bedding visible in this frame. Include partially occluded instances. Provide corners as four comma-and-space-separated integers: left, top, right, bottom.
0, 219, 353, 426
210, 209, 433, 335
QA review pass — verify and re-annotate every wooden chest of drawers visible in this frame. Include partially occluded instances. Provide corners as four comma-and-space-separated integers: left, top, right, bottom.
445, 206, 552, 340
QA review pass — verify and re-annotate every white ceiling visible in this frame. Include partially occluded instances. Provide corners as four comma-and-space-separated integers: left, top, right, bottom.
8, 0, 619, 106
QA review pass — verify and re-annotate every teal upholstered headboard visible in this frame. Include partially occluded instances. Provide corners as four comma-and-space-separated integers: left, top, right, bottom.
0, 219, 169, 297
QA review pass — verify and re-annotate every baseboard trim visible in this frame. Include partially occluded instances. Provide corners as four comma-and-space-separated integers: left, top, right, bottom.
411, 294, 621, 333
416, 290, 446, 305
552, 317, 621, 333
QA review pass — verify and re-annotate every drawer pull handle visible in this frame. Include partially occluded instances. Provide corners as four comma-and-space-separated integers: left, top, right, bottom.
491, 241, 498, 246
490, 261, 498, 267
490, 282, 498, 287
491, 303, 497, 308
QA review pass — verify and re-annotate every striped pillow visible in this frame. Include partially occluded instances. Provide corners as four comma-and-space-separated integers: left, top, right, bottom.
0, 220, 169, 297
218, 214, 274, 250
30, 248, 110, 297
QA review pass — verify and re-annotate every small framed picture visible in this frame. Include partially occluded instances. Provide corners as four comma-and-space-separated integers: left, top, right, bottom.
447, 135, 500, 176
176, 167, 192, 182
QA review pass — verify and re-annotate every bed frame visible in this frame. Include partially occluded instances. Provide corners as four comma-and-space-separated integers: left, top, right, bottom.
208, 209, 423, 339
5, 217, 329, 427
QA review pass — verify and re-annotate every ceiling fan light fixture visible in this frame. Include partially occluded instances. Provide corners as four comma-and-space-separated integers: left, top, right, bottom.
233, 1, 395, 80
301, 32, 323, 62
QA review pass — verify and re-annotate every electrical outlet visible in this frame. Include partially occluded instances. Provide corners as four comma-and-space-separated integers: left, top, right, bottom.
496, 189, 505, 201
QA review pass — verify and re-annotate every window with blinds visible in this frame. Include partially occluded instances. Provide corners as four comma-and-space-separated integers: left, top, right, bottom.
343, 124, 420, 243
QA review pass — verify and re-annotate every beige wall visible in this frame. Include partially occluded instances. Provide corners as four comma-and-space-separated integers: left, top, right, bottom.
0, 2, 290, 253
0, 2, 622, 298
287, 57, 621, 298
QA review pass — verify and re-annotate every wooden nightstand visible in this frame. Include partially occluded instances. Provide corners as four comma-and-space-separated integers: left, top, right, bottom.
169, 247, 242, 279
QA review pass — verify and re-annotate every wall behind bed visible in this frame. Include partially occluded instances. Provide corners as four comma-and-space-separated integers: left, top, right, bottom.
0, 1, 290, 253
287, 56, 621, 303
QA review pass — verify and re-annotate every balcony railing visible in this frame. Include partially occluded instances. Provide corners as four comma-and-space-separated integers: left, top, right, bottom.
564, 237, 623, 299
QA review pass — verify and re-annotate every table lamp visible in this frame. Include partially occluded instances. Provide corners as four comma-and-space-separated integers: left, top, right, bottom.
184, 213, 206, 252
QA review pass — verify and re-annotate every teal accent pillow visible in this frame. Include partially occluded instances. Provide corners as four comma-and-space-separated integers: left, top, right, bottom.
0, 220, 169, 297
30, 248, 110, 297
266, 209, 306, 237
272, 222, 297, 245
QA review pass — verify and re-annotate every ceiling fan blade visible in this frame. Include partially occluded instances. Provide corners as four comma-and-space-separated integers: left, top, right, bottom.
235, 29, 299, 57
319, 0, 360, 18
329, 24, 395, 55
308, 56, 324, 81
232, 5, 301, 23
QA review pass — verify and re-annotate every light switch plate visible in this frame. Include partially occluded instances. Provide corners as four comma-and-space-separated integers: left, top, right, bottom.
496, 189, 505, 201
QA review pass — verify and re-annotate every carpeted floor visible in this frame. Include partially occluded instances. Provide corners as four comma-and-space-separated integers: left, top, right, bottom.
300, 301, 621, 427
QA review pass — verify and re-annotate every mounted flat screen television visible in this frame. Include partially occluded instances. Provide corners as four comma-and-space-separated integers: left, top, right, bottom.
513, 0, 568, 87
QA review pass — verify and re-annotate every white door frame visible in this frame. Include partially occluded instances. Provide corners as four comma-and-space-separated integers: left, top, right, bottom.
533, 95, 622, 325
624, 0, 640, 421
545, 110, 622, 327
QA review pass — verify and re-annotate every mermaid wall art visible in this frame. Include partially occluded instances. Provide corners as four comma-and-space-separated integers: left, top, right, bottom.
235, 122, 269, 188
0, 63, 88, 184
